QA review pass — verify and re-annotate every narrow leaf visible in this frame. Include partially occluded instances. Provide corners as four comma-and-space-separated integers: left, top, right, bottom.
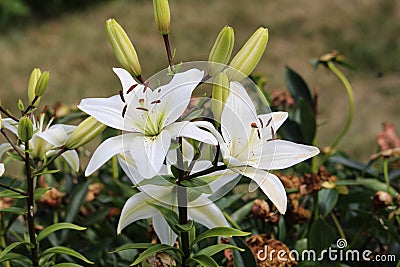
147, 202, 179, 234
111, 243, 153, 253
0, 241, 33, 259
175, 220, 194, 232
181, 178, 213, 194
41, 246, 94, 264
65, 181, 90, 223
0, 190, 27, 199
231, 237, 258, 267
52, 263, 84, 267
186, 254, 219, 267
309, 218, 336, 253
195, 244, 244, 257
131, 244, 183, 266
37, 223, 86, 242
318, 189, 339, 217
191, 227, 250, 247
0, 207, 25, 215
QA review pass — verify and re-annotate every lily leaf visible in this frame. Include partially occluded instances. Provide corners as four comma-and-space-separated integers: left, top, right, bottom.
111, 243, 153, 253
52, 263, 84, 267
131, 244, 183, 266
285, 66, 313, 106
37, 223, 87, 242
318, 189, 339, 217
186, 254, 219, 267
0, 241, 33, 260
191, 227, 250, 247
0, 207, 25, 215
41, 246, 94, 264
0, 190, 27, 199
195, 244, 244, 257
181, 178, 213, 194
147, 202, 180, 234
231, 236, 258, 267
299, 98, 316, 145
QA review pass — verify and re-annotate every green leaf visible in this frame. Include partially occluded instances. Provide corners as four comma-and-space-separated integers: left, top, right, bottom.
34, 169, 60, 177
285, 66, 313, 106
279, 119, 304, 143
0, 207, 25, 215
216, 194, 243, 210
111, 243, 153, 253
131, 244, 183, 266
41, 246, 94, 264
183, 109, 204, 121
231, 236, 258, 267
170, 165, 183, 179
328, 156, 378, 177
230, 201, 254, 224
355, 177, 398, 196
65, 181, 90, 223
37, 223, 86, 242
0, 241, 33, 260
299, 98, 316, 144
0, 190, 27, 199
52, 263, 84, 267
33, 187, 50, 201
0, 252, 31, 264
309, 218, 336, 253
318, 189, 339, 217
186, 254, 219, 267
181, 178, 213, 194
132, 175, 175, 188
195, 244, 244, 257
147, 202, 179, 234
175, 220, 194, 232
191, 227, 250, 247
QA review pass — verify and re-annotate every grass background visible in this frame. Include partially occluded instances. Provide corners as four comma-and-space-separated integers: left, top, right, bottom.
0, 0, 399, 161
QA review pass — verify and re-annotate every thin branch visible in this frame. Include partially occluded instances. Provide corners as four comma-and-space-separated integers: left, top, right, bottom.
23, 96, 39, 115
0, 182, 28, 196
186, 164, 227, 180
32, 147, 67, 176
0, 106, 19, 122
1, 129, 25, 160
162, 34, 174, 69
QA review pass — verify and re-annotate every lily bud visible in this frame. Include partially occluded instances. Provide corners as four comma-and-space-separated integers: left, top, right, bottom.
65, 117, 106, 149
208, 26, 235, 76
228, 27, 269, 81
212, 72, 230, 123
35, 71, 50, 97
17, 99, 25, 111
153, 0, 170, 35
18, 116, 33, 142
28, 68, 42, 106
106, 19, 142, 77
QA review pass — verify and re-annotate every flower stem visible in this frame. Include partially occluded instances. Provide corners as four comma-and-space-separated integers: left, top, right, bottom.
0, 182, 27, 196
0, 106, 19, 122
177, 186, 189, 266
24, 141, 38, 266
32, 147, 67, 177
162, 34, 174, 70
1, 129, 25, 160
383, 159, 391, 195
326, 61, 354, 151
330, 213, 346, 240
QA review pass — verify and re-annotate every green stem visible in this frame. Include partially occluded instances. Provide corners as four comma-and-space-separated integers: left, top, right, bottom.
330, 213, 346, 240
383, 159, 391, 195
0, 215, 11, 267
0, 182, 27, 196
1, 129, 25, 160
0, 106, 19, 122
32, 147, 67, 176
326, 61, 354, 151
25, 141, 38, 266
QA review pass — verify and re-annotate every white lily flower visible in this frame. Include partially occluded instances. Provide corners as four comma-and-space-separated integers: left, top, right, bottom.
199, 82, 320, 214
2, 116, 79, 172
79, 68, 218, 178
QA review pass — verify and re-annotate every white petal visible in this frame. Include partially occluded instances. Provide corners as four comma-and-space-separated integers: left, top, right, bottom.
234, 166, 287, 214
0, 163, 4, 176
117, 154, 146, 184
155, 69, 204, 128
221, 82, 258, 157
36, 125, 70, 147
251, 140, 320, 170
85, 134, 137, 176
188, 195, 229, 228
165, 121, 217, 145
61, 150, 79, 172
165, 138, 195, 166
2, 118, 18, 135
0, 143, 13, 159
113, 67, 138, 94
258, 112, 288, 137
130, 131, 171, 178
78, 95, 137, 131
117, 192, 159, 234
152, 213, 178, 246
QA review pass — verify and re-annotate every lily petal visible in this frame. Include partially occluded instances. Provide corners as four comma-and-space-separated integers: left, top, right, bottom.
117, 192, 159, 234
61, 150, 80, 172
0, 143, 13, 159
78, 95, 139, 132
36, 125, 71, 147
113, 67, 138, 94
258, 112, 288, 136
165, 121, 217, 145
0, 163, 4, 176
234, 166, 287, 214
152, 213, 178, 246
155, 69, 204, 128
250, 140, 320, 170
2, 118, 18, 135
130, 130, 171, 178
188, 195, 229, 228
86, 134, 138, 176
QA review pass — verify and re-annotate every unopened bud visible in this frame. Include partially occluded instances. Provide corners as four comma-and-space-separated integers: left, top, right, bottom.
65, 117, 106, 149
153, 0, 170, 35
35, 71, 50, 97
227, 27, 269, 81
106, 19, 142, 77
18, 116, 33, 142
212, 72, 230, 123
17, 99, 25, 111
28, 68, 42, 106
208, 26, 234, 76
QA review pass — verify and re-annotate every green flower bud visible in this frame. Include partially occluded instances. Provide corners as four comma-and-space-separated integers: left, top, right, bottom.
227, 27, 269, 81
153, 0, 170, 35
34, 71, 50, 97
28, 68, 42, 106
208, 26, 234, 76
65, 117, 106, 149
106, 18, 142, 77
212, 72, 230, 123
18, 116, 33, 142
17, 99, 25, 111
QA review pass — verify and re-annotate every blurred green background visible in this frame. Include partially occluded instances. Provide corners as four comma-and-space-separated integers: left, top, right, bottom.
0, 0, 399, 160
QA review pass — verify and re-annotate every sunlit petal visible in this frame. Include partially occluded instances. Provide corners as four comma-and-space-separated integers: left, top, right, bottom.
152, 213, 178, 246
61, 150, 80, 172
189, 195, 229, 228
165, 121, 217, 145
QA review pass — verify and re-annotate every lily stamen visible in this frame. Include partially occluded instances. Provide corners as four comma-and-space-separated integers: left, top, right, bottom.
151, 100, 161, 104
127, 84, 137, 94
122, 105, 127, 118
136, 107, 149, 111
119, 90, 125, 103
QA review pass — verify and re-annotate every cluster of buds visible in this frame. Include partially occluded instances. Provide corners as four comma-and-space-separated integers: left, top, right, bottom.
27, 68, 50, 107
